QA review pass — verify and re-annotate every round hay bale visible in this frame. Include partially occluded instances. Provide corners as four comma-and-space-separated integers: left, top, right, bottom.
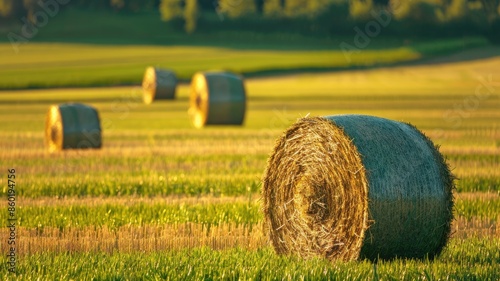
142, 67, 177, 104
45, 103, 102, 152
188, 71, 246, 128
262, 114, 454, 261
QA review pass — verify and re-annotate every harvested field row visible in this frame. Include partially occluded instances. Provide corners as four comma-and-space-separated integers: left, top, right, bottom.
15, 192, 498, 207
5, 194, 498, 228
0, 218, 496, 256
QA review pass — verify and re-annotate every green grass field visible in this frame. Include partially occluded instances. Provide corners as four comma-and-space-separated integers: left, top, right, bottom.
1, 42, 499, 279
0, 42, 422, 89
0, 37, 490, 90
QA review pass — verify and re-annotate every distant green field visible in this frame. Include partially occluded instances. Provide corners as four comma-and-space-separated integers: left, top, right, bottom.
0, 43, 421, 89
0, 32, 488, 89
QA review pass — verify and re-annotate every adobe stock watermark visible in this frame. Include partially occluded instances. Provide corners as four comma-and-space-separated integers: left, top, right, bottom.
7, 0, 71, 54
340, 9, 392, 63
109, 86, 142, 121
443, 74, 498, 130
52, 86, 142, 172
77, 86, 143, 148
259, 107, 296, 140
340, 0, 413, 63
6, 168, 17, 274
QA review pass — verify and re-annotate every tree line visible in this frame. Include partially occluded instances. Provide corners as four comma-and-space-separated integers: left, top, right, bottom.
0, 0, 159, 19
1, 0, 499, 39
164, 0, 499, 39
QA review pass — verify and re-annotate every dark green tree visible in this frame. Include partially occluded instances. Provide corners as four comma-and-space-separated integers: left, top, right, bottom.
110, 0, 155, 12
110, 0, 125, 10
263, 0, 284, 16
0, 0, 24, 18
218, 0, 256, 18
284, 0, 307, 17
349, 0, 374, 20
285, 0, 337, 18
478, 0, 500, 22
23, 0, 37, 22
373, 0, 389, 6
160, 0, 183, 21
443, 0, 468, 21
255, 0, 264, 13
478, 0, 500, 43
184, 0, 198, 33
390, 0, 441, 23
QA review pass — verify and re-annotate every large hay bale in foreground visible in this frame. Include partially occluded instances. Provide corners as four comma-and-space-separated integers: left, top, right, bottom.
142, 67, 177, 104
263, 115, 454, 261
45, 103, 102, 152
188, 71, 246, 128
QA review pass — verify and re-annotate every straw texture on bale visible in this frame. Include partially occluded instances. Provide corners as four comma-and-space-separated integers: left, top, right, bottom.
45, 103, 102, 152
262, 115, 454, 261
142, 67, 177, 104
188, 71, 246, 128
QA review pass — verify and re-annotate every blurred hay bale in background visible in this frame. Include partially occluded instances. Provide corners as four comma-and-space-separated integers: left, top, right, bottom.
142, 67, 177, 104
263, 114, 454, 261
188, 71, 246, 128
45, 103, 102, 152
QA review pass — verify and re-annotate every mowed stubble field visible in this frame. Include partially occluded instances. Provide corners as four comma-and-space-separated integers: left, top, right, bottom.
0, 52, 499, 279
